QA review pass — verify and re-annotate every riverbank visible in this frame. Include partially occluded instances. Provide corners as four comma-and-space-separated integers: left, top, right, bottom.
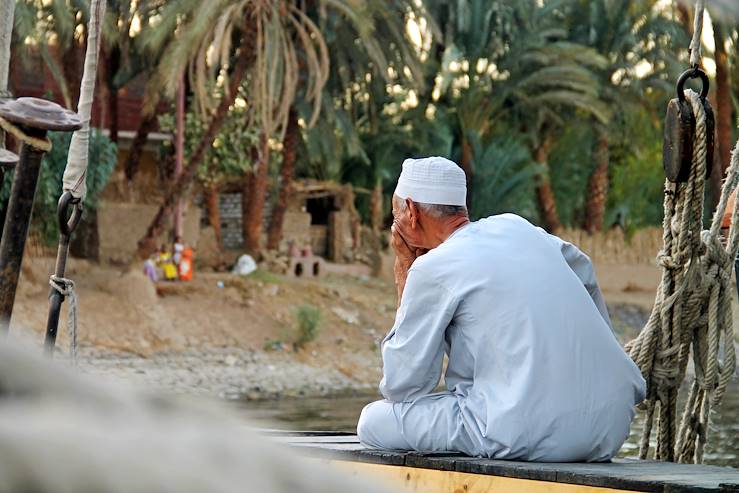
11, 255, 733, 401
57, 301, 651, 401
73, 346, 375, 400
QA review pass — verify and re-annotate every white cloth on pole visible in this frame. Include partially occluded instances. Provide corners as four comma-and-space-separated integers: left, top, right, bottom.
62, 0, 106, 200
358, 214, 646, 461
0, 0, 14, 95
394, 157, 467, 206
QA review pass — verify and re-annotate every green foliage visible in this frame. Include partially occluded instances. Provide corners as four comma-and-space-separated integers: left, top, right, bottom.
1, 129, 117, 244
21, 0, 712, 236
249, 269, 284, 285
548, 124, 596, 226
293, 304, 322, 350
606, 108, 666, 231
468, 134, 541, 221
157, 97, 258, 187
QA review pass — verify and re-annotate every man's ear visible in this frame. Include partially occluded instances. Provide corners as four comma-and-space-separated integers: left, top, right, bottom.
405, 198, 419, 228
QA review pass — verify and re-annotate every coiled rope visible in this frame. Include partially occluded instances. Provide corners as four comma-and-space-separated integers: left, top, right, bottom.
626, 86, 738, 462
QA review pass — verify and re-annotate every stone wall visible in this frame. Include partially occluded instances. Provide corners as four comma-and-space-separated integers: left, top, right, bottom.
328, 211, 353, 262
97, 201, 201, 263
219, 193, 243, 250
281, 211, 311, 251
216, 191, 274, 251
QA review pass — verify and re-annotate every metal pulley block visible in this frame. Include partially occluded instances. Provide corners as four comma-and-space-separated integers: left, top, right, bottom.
663, 68, 714, 183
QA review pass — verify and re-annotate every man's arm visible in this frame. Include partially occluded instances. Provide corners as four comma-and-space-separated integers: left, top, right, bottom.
538, 228, 611, 328
380, 266, 457, 402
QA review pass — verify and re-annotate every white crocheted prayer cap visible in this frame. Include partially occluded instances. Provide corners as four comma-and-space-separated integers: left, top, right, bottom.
394, 156, 467, 206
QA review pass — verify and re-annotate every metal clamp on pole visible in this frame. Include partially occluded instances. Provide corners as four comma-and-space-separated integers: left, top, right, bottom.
44, 191, 83, 356
0, 97, 81, 334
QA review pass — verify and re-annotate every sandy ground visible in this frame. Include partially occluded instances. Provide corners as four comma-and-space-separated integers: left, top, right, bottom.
8, 254, 725, 399
10, 255, 397, 396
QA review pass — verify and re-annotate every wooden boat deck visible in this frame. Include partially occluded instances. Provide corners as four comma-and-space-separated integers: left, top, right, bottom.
266, 431, 739, 493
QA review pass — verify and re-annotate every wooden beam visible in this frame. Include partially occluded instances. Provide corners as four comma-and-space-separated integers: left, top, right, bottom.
329, 461, 630, 493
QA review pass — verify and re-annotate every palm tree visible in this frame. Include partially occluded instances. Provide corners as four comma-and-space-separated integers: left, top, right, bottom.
265, 0, 425, 251
419, 0, 610, 228
265, 107, 298, 251
98, 0, 164, 144
137, 0, 415, 258
711, 20, 735, 207
563, 0, 686, 233
136, 1, 332, 258
12, 0, 92, 110
419, 0, 515, 208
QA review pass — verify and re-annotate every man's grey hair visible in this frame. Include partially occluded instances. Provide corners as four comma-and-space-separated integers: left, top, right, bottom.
396, 198, 468, 218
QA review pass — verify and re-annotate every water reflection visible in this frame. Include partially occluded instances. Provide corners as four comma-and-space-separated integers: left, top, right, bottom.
239, 383, 738, 467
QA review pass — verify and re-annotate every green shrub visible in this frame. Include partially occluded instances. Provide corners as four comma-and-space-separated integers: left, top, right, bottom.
0, 128, 117, 244
293, 304, 322, 349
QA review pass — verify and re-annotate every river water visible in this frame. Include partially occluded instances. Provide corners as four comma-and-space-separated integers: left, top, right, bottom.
239, 382, 738, 468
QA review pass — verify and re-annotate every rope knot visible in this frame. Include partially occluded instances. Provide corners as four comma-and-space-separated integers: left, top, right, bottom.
48, 275, 78, 364
49, 275, 75, 296
657, 252, 679, 270
0, 116, 52, 152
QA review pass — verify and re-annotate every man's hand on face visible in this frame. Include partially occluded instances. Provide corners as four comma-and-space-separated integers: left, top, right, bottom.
391, 222, 426, 306
391, 223, 416, 268
392, 223, 428, 262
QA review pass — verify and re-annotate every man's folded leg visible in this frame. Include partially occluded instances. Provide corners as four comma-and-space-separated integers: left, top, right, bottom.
356, 400, 414, 450
357, 392, 473, 454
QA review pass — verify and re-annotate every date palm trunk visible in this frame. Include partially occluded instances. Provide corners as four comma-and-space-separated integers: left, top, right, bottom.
123, 113, 158, 184
136, 35, 255, 259
370, 179, 383, 235
534, 135, 561, 233
106, 47, 121, 143
583, 130, 610, 233
712, 23, 733, 210
205, 184, 222, 248
266, 107, 299, 251
243, 134, 269, 256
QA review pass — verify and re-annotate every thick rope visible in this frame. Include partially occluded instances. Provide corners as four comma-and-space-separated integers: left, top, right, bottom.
0, 116, 52, 152
626, 90, 738, 463
49, 275, 78, 365
689, 0, 705, 67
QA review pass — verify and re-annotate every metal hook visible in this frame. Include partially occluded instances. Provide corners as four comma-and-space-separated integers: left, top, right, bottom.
676, 67, 709, 103
57, 191, 83, 238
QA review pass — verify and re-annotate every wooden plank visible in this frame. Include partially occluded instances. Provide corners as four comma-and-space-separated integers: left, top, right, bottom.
331, 460, 635, 493
255, 429, 357, 437
272, 435, 361, 444
281, 434, 739, 492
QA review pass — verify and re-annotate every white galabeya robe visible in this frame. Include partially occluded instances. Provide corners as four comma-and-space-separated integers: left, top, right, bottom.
357, 214, 646, 461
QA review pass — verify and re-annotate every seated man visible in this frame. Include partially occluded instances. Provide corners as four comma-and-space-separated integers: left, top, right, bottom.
357, 157, 646, 462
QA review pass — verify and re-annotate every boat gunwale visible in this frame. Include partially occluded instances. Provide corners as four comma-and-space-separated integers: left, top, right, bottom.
267, 431, 739, 493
